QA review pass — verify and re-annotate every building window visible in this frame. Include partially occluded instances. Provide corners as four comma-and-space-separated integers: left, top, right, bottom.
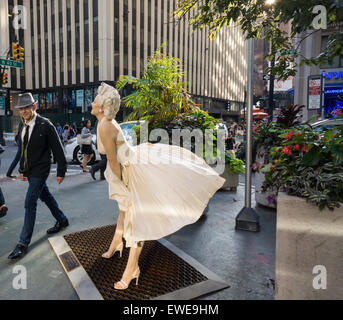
321, 36, 343, 68
114, 0, 120, 81
93, 0, 99, 82
84, 0, 89, 83
30, 0, 35, 88
76, 0, 80, 84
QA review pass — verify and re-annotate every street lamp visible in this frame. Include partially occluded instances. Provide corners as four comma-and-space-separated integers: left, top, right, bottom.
235, 0, 276, 232
235, 37, 260, 232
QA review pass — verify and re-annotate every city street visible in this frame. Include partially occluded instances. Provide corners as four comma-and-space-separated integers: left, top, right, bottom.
0, 142, 275, 300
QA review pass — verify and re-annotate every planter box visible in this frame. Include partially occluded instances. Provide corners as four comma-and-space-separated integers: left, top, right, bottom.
255, 171, 276, 209
211, 164, 239, 191
254, 149, 276, 209
275, 193, 343, 300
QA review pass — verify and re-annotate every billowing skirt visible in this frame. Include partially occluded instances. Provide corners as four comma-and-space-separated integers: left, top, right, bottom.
104, 142, 225, 248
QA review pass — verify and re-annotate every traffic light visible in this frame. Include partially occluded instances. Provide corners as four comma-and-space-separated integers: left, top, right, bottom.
12, 42, 24, 61
2, 73, 8, 85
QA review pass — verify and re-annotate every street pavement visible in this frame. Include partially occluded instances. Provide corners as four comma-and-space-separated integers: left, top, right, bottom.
0, 143, 275, 300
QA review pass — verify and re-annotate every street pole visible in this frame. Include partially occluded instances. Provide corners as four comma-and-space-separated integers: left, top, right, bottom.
268, 41, 275, 122
235, 37, 260, 232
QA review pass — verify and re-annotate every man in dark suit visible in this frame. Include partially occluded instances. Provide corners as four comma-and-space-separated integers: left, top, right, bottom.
8, 93, 69, 260
89, 120, 107, 180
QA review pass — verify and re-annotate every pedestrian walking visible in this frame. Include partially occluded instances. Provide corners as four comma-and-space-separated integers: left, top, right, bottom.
62, 123, 70, 144
234, 125, 245, 152
80, 119, 94, 173
6, 132, 20, 179
225, 127, 236, 155
0, 146, 8, 218
8, 93, 69, 260
71, 122, 77, 135
89, 120, 107, 180
69, 124, 76, 138
56, 122, 63, 141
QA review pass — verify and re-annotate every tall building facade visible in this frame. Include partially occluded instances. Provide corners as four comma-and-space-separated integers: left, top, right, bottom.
294, 17, 343, 121
0, 0, 248, 129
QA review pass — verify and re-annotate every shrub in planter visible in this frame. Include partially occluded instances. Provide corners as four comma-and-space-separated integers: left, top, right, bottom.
215, 152, 245, 191
133, 109, 224, 164
252, 105, 305, 207
263, 125, 343, 210
116, 46, 223, 164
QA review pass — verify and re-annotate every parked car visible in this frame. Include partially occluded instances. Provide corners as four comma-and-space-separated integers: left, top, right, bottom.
64, 120, 145, 164
311, 119, 343, 133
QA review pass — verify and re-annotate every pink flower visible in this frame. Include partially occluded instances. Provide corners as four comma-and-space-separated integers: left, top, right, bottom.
282, 146, 292, 155
293, 144, 300, 151
302, 145, 309, 153
285, 132, 293, 140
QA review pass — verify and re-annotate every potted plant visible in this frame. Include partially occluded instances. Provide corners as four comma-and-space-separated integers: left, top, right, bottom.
252, 104, 305, 208
116, 46, 222, 164
217, 151, 245, 191
261, 123, 343, 299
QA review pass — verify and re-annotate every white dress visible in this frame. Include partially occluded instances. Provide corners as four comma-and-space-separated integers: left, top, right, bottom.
97, 118, 225, 248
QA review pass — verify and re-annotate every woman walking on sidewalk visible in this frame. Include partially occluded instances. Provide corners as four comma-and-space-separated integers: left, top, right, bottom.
80, 119, 94, 172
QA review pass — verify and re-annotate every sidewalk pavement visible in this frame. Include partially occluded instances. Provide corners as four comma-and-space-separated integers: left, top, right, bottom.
0, 163, 275, 300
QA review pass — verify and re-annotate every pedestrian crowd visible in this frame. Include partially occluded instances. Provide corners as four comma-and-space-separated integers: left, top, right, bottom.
56, 122, 77, 145
221, 120, 246, 160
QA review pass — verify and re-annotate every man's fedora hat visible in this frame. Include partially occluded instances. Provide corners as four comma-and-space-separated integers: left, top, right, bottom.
15, 93, 37, 109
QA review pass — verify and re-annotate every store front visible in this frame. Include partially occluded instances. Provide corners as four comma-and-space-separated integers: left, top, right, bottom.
321, 69, 343, 119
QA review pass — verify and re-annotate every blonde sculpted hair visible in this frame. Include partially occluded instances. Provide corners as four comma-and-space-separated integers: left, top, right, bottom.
97, 82, 121, 120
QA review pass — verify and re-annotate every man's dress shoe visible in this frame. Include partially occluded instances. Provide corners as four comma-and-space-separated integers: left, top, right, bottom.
8, 244, 28, 260
47, 219, 69, 234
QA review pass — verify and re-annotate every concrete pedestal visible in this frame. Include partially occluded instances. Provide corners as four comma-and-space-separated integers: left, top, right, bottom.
276, 193, 343, 300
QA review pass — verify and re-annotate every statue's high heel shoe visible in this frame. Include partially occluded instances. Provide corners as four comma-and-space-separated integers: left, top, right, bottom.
114, 267, 140, 290
102, 242, 123, 258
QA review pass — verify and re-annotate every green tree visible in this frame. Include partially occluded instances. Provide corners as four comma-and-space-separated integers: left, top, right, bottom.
175, 0, 343, 80
116, 44, 197, 122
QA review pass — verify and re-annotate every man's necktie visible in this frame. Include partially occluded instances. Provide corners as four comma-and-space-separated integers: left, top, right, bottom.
20, 124, 30, 173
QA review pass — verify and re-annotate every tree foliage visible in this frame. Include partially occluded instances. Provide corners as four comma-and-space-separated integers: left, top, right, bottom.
175, 0, 343, 80
116, 44, 197, 122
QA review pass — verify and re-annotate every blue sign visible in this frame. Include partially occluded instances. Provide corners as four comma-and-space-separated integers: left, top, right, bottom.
321, 71, 343, 80
325, 88, 343, 94
0, 96, 5, 110
76, 90, 84, 107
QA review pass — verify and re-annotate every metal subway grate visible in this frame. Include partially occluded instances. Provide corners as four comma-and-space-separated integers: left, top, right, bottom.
64, 225, 208, 300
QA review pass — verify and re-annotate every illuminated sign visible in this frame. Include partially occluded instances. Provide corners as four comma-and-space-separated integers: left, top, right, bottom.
325, 89, 343, 94
321, 71, 343, 80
